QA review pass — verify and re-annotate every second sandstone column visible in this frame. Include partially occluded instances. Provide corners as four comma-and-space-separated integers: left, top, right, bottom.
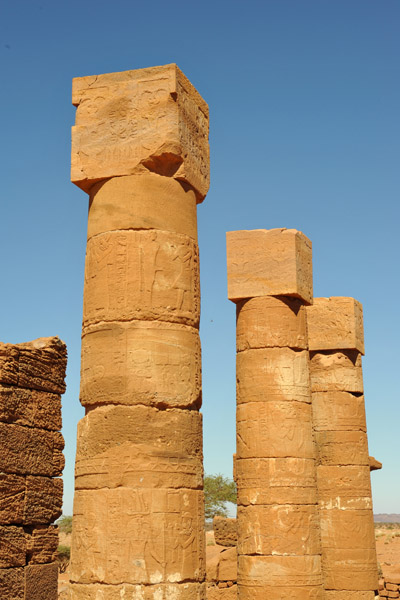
227, 228, 323, 600
69, 65, 209, 600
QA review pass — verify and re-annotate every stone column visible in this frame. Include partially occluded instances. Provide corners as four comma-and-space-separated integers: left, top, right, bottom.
307, 297, 379, 600
0, 337, 67, 600
69, 65, 209, 600
227, 228, 323, 600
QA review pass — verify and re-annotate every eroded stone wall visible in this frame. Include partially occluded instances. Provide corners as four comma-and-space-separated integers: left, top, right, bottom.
0, 337, 67, 600
69, 64, 209, 600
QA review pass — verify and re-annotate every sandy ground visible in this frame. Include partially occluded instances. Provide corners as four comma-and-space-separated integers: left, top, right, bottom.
58, 526, 400, 596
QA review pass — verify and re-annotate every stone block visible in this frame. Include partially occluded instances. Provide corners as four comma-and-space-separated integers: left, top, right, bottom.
325, 593, 376, 600
74, 405, 202, 490
309, 351, 363, 393
0, 525, 26, 567
385, 571, 400, 585
317, 465, 372, 510
238, 554, 322, 587
320, 509, 376, 549
25, 562, 59, 599
24, 476, 63, 525
83, 229, 200, 328
207, 585, 237, 600
0, 567, 24, 599
236, 457, 317, 506
307, 297, 364, 354
323, 548, 378, 590
0, 473, 25, 524
87, 172, 198, 240
0, 422, 64, 476
238, 585, 324, 600
213, 517, 237, 547
237, 401, 315, 459
26, 525, 58, 564
71, 64, 210, 201
70, 487, 205, 585
217, 547, 237, 581
237, 504, 320, 556
237, 348, 311, 404
80, 320, 201, 409
69, 582, 206, 600
236, 296, 308, 351
315, 431, 369, 466
0, 384, 62, 430
369, 455, 382, 471
0, 337, 67, 393
226, 228, 313, 304
312, 391, 367, 432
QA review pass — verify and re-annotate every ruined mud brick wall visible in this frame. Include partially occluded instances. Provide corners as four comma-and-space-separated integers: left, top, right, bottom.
307, 297, 379, 600
0, 337, 67, 600
227, 228, 323, 600
379, 571, 400, 599
69, 64, 209, 600
206, 518, 237, 600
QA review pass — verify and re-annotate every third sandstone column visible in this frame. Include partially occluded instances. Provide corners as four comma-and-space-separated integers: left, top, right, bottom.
307, 297, 378, 600
227, 228, 323, 600
69, 65, 209, 600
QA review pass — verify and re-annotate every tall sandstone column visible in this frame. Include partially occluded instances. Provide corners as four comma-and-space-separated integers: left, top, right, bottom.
307, 297, 378, 600
69, 65, 209, 600
227, 228, 323, 600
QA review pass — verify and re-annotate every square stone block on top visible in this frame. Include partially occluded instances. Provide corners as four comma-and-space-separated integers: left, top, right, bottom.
71, 64, 209, 201
307, 297, 364, 354
226, 228, 313, 304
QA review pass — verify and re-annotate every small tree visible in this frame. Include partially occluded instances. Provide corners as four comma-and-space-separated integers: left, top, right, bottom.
57, 515, 73, 534
57, 545, 71, 573
204, 473, 237, 520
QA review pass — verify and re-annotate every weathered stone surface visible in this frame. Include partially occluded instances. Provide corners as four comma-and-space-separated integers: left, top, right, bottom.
207, 584, 237, 600
315, 431, 369, 466
71, 64, 210, 201
325, 592, 376, 600
238, 555, 322, 586
0, 384, 62, 430
236, 296, 307, 351
237, 401, 315, 459
0, 337, 67, 393
83, 229, 200, 327
236, 457, 317, 506
70, 488, 205, 584
25, 562, 59, 599
74, 405, 202, 490
385, 571, 400, 585
69, 582, 207, 600
237, 348, 311, 404
323, 548, 378, 590
312, 391, 367, 432
26, 525, 58, 564
217, 548, 237, 581
0, 525, 26, 567
237, 505, 320, 556
213, 517, 237, 547
369, 455, 382, 471
238, 585, 324, 600
0, 567, 24, 599
309, 351, 363, 393
88, 172, 198, 240
80, 321, 201, 408
320, 509, 376, 550
226, 228, 313, 304
0, 473, 25, 524
25, 475, 63, 525
317, 465, 372, 510
307, 297, 364, 354
0, 422, 64, 476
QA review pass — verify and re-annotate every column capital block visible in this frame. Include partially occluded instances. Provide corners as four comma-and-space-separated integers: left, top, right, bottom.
71, 64, 209, 201
307, 297, 364, 354
226, 228, 313, 304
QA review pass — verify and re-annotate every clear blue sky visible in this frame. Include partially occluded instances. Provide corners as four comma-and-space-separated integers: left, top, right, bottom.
1, 0, 398, 516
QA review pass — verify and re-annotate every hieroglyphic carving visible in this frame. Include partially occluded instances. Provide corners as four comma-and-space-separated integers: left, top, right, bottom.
80, 321, 201, 408
70, 488, 204, 585
83, 230, 200, 327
